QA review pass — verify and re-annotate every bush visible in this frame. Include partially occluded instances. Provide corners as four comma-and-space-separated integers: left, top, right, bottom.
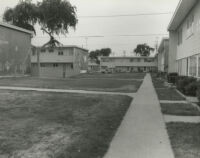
167, 73, 178, 84
196, 84, 200, 105
176, 76, 197, 94
184, 81, 198, 96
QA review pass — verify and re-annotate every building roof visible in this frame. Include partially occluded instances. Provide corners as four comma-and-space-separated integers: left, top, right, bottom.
158, 37, 169, 52
0, 22, 33, 35
168, 0, 197, 31
34, 45, 88, 52
101, 56, 156, 59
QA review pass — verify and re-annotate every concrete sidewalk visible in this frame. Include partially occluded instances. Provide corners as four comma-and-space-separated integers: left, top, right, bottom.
104, 74, 174, 158
0, 86, 134, 97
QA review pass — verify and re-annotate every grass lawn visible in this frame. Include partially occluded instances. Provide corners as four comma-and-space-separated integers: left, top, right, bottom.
0, 77, 142, 93
156, 88, 185, 101
70, 73, 146, 80
160, 103, 200, 116
0, 90, 132, 158
152, 78, 168, 89
167, 123, 200, 158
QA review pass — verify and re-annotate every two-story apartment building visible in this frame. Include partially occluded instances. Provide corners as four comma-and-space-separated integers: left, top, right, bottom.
100, 56, 157, 73
0, 22, 33, 75
168, 0, 200, 77
157, 38, 169, 73
31, 46, 88, 78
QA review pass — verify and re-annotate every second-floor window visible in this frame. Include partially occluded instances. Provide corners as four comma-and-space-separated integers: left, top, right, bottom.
186, 14, 194, 38
58, 51, 64, 55
178, 28, 183, 45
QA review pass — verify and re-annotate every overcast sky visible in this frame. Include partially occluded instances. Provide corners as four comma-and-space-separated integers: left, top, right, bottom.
0, 0, 179, 56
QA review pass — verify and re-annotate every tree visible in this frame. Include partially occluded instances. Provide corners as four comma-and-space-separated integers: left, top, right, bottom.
134, 44, 154, 57
89, 48, 111, 64
3, 0, 78, 47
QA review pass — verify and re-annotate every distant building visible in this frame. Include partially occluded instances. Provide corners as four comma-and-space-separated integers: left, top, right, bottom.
88, 59, 100, 72
0, 22, 33, 75
157, 38, 169, 73
31, 46, 88, 78
100, 56, 157, 73
168, 0, 200, 77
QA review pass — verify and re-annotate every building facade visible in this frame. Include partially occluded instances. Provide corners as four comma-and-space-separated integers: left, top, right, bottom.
168, 0, 200, 77
88, 59, 100, 72
0, 22, 33, 75
100, 56, 157, 73
157, 38, 169, 73
31, 46, 88, 78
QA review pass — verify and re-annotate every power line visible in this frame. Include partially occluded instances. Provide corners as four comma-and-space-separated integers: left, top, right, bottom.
78, 12, 173, 18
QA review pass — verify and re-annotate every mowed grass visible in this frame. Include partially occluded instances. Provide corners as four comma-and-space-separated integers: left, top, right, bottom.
167, 123, 200, 158
156, 88, 185, 101
71, 73, 146, 80
161, 103, 200, 116
0, 77, 142, 93
0, 90, 132, 158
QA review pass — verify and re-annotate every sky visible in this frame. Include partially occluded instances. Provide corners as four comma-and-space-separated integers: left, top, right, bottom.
0, 0, 180, 56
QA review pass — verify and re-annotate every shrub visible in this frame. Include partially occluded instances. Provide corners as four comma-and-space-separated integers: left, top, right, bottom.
167, 73, 178, 84
184, 81, 198, 96
196, 84, 200, 105
176, 77, 197, 94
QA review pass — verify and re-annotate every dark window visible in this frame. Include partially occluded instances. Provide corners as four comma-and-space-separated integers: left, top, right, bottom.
71, 63, 74, 69
58, 51, 64, 55
32, 51, 36, 56
49, 48, 54, 53
53, 63, 58, 67
41, 48, 46, 53
40, 63, 46, 67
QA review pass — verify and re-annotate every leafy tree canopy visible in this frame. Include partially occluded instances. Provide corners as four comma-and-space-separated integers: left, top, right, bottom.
134, 44, 154, 57
3, 0, 78, 47
89, 48, 111, 64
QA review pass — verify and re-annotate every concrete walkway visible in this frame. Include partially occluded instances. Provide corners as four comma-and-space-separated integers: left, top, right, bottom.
104, 74, 174, 158
0, 86, 134, 97
164, 115, 200, 123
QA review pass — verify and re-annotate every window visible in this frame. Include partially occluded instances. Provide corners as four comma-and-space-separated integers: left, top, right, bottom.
40, 63, 46, 67
53, 63, 58, 67
178, 28, 183, 45
186, 14, 194, 38
58, 51, 64, 55
130, 59, 134, 62
70, 63, 74, 69
136, 58, 141, 62
32, 51, 36, 56
144, 58, 154, 62
41, 48, 46, 53
48, 48, 54, 53
189, 55, 197, 77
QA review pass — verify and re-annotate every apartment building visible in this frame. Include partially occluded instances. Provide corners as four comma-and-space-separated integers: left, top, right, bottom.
168, 0, 200, 77
31, 46, 88, 78
100, 56, 157, 73
0, 22, 33, 75
157, 38, 169, 73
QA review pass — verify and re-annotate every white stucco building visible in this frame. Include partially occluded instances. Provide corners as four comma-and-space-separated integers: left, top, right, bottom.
168, 0, 200, 77
31, 46, 88, 78
100, 56, 157, 73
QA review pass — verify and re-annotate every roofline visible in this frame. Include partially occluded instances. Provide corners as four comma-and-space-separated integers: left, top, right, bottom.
168, 0, 182, 30
0, 22, 33, 35
34, 45, 88, 52
158, 37, 169, 52
168, 0, 197, 31
100, 56, 156, 59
